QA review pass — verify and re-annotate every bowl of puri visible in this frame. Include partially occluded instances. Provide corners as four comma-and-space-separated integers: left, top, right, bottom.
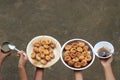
26, 35, 61, 68
60, 39, 95, 70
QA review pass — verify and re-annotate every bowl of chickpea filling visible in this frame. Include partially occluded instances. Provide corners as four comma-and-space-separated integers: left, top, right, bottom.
26, 35, 61, 68
61, 39, 95, 70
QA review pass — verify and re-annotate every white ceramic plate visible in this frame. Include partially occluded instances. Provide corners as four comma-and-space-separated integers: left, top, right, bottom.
60, 39, 95, 70
26, 35, 61, 68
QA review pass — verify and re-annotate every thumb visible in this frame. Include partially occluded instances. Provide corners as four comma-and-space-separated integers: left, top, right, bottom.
5, 51, 11, 56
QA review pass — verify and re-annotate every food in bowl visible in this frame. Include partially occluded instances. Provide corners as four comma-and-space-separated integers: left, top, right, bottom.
61, 39, 95, 70
97, 47, 110, 57
31, 38, 56, 65
27, 35, 61, 68
63, 41, 92, 68
94, 41, 114, 59
1, 42, 11, 53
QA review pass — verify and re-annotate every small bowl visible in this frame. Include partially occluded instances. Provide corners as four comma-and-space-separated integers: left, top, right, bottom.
94, 41, 114, 59
60, 39, 95, 70
26, 35, 61, 68
1, 42, 11, 53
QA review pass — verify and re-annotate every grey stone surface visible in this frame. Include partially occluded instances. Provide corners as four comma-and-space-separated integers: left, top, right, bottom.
0, 0, 120, 80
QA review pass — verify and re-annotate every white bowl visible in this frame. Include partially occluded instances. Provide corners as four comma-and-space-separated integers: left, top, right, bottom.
60, 39, 95, 70
26, 35, 61, 68
94, 41, 114, 59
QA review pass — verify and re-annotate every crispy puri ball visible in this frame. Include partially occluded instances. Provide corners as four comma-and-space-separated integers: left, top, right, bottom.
45, 55, 51, 61
40, 59, 47, 65
78, 55, 84, 61
71, 42, 78, 48
83, 45, 89, 51
39, 53, 45, 59
46, 39, 52, 44
82, 51, 89, 57
33, 47, 39, 53
43, 44, 49, 49
64, 55, 71, 62
33, 42, 40, 47
63, 51, 70, 56
40, 39, 47, 45
78, 41, 85, 47
77, 51, 82, 54
72, 57, 79, 62
43, 49, 49, 55
74, 62, 81, 68
39, 47, 45, 53
69, 52, 77, 58
65, 44, 71, 51
81, 60, 87, 67
36, 54, 41, 61
68, 60, 74, 66
50, 42, 56, 49
77, 47, 83, 52
85, 55, 92, 62
31, 52, 36, 59
76, 52, 82, 57
70, 48, 76, 53
49, 53, 55, 59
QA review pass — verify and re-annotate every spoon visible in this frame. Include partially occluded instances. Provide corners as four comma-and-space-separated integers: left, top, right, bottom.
8, 44, 26, 56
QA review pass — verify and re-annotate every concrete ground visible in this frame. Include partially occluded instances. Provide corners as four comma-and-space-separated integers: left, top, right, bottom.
0, 0, 120, 80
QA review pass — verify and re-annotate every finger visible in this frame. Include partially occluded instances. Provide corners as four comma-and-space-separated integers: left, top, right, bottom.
17, 50, 25, 54
3, 51, 11, 57
19, 52, 24, 60
5, 51, 11, 55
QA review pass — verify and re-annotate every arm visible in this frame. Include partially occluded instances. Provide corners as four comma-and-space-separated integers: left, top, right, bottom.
18, 51, 28, 80
18, 66, 28, 80
0, 49, 11, 80
74, 71, 83, 80
34, 67, 44, 80
0, 49, 11, 68
100, 57, 116, 80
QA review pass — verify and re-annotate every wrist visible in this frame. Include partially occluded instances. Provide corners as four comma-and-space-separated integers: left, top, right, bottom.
74, 70, 83, 77
18, 66, 26, 72
102, 63, 111, 68
103, 64, 112, 71
74, 70, 83, 80
18, 65, 25, 69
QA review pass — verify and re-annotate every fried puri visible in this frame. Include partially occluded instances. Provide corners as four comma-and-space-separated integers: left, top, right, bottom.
74, 62, 81, 68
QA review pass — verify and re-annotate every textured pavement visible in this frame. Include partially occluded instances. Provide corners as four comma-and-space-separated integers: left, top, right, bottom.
0, 0, 120, 80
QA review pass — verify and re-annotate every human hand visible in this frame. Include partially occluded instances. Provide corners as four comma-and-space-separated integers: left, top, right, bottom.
18, 51, 28, 68
0, 49, 11, 66
100, 56, 113, 68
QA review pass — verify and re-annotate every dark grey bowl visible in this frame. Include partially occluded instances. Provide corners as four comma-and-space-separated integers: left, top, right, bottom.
1, 42, 11, 53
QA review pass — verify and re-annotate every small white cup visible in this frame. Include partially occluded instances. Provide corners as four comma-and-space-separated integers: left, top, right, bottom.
94, 41, 114, 59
